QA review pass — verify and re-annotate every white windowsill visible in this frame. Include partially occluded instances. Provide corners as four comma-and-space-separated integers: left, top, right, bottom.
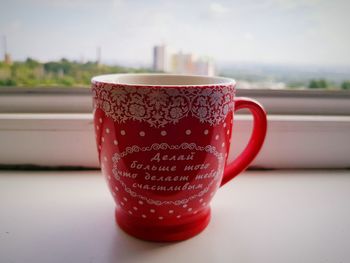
1, 169, 349, 263
1, 88, 349, 169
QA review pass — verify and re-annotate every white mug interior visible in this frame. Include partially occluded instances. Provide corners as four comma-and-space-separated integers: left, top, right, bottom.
92, 74, 235, 86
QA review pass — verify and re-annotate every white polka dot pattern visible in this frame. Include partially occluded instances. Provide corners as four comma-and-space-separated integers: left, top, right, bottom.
93, 108, 230, 223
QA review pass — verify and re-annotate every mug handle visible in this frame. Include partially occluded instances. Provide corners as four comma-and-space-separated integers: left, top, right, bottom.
220, 97, 267, 186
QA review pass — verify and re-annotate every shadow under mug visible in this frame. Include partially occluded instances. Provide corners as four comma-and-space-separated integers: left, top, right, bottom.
92, 74, 267, 242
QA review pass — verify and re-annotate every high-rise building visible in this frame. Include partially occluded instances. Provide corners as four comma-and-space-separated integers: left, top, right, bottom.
153, 44, 215, 76
171, 52, 195, 74
194, 58, 215, 76
153, 45, 168, 72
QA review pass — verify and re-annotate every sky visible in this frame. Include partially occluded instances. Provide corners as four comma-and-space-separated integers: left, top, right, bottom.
1, 0, 350, 67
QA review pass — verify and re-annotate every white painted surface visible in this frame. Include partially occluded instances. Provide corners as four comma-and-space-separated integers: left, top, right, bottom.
0, 114, 350, 168
1, 88, 350, 116
0, 170, 349, 263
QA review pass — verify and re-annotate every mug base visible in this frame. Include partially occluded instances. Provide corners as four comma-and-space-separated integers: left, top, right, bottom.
115, 207, 211, 242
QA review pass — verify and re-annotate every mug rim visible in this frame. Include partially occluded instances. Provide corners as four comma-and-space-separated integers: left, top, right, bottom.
91, 73, 236, 87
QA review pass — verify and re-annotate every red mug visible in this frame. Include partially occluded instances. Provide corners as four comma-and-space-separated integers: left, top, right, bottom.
92, 74, 267, 242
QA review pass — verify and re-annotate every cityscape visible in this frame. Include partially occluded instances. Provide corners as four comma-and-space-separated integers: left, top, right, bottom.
1, 0, 350, 89
0, 38, 350, 89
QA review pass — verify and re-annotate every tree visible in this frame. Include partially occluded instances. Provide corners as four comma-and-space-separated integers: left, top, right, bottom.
309, 79, 329, 89
0, 57, 152, 87
25, 58, 40, 68
341, 81, 350, 90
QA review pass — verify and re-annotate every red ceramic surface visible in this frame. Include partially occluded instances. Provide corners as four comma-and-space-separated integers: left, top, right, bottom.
92, 74, 267, 242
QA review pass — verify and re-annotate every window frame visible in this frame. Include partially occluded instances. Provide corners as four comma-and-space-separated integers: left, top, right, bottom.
1, 87, 350, 115
0, 87, 349, 169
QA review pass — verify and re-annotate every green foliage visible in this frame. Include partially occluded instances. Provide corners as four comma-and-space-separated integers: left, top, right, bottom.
308, 79, 329, 89
341, 81, 350, 90
0, 78, 17, 86
25, 58, 41, 68
0, 58, 153, 87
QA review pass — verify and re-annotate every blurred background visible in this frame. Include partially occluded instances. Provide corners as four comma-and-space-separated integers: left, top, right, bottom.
0, 0, 349, 89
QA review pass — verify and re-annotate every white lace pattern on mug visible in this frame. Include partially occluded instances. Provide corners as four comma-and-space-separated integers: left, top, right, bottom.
92, 83, 235, 128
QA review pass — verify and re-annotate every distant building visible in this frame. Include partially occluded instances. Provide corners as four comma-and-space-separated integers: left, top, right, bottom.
194, 58, 215, 76
153, 45, 169, 72
171, 52, 195, 74
2, 36, 12, 65
153, 44, 215, 76
96, 46, 101, 66
4, 53, 12, 65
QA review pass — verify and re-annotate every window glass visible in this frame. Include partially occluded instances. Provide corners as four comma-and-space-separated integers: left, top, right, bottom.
0, 0, 349, 90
